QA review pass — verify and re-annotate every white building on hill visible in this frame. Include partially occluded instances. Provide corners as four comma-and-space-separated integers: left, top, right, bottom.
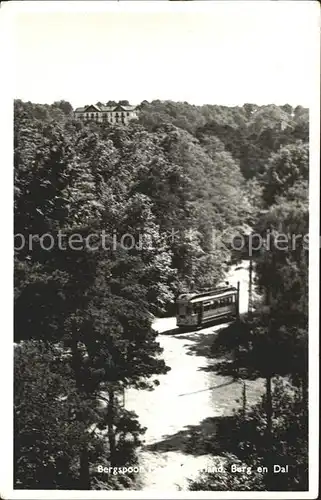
74, 103, 138, 125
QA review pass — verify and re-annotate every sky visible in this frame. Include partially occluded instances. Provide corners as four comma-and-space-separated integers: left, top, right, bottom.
6, 0, 321, 108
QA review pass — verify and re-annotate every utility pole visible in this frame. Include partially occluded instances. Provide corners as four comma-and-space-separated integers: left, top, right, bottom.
242, 379, 247, 419
248, 256, 253, 319
236, 281, 240, 320
233, 281, 241, 381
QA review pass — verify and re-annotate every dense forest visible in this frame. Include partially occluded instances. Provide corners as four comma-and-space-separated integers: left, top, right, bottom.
14, 98, 309, 490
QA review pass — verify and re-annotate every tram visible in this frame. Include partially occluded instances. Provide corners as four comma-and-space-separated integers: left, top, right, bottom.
176, 282, 240, 330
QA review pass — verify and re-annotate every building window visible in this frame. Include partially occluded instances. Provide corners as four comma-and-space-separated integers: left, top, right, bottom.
91, 113, 94, 119
127, 112, 130, 116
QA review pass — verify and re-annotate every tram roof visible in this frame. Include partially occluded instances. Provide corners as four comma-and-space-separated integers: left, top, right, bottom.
189, 289, 237, 303
177, 286, 237, 303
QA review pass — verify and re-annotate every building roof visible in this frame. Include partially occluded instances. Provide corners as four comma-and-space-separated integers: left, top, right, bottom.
75, 103, 137, 113
120, 105, 137, 111
75, 104, 101, 113
99, 106, 116, 112
100, 104, 137, 112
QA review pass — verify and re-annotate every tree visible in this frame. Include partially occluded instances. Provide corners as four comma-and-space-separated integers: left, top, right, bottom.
14, 342, 103, 489
243, 103, 258, 119
253, 195, 308, 400
14, 101, 173, 488
189, 378, 307, 491
52, 100, 74, 115
261, 142, 309, 206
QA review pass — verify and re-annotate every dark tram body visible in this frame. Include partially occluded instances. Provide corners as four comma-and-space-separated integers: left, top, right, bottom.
176, 283, 240, 329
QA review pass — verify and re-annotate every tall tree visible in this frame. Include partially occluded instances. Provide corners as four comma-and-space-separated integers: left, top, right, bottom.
261, 141, 309, 206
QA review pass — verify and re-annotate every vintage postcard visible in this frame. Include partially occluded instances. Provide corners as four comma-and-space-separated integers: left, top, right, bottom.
0, 0, 319, 498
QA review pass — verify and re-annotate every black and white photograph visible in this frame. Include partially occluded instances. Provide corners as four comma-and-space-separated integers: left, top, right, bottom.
0, 0, 319, 498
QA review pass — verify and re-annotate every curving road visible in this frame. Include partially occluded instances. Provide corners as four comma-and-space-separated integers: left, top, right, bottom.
125, 262, 264, 491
